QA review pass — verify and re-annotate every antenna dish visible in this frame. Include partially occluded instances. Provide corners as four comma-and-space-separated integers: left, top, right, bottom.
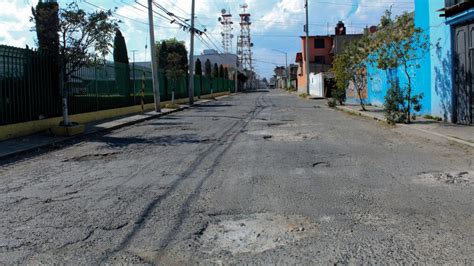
221, 9, 226, 14
241, 3, 248, 9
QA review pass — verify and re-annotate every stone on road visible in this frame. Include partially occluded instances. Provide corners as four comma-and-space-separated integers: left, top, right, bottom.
0, 90, 473, 264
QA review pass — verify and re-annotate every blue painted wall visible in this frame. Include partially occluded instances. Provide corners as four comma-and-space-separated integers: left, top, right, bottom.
429, 0, 454, 121
365, 0, 433, 115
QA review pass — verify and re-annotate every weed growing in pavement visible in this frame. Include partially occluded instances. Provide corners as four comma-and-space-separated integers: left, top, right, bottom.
328, 98, 337, 108
423, 114, 443, 121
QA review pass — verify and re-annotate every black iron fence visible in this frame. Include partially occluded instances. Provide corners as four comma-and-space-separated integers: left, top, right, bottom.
0, 45, 234, 126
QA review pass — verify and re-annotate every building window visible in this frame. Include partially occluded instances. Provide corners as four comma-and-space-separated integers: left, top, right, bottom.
314, 39, 325, 49
315, 56, 325, 64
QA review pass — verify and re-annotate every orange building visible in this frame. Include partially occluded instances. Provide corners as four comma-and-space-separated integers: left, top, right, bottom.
296, 36, 333, 93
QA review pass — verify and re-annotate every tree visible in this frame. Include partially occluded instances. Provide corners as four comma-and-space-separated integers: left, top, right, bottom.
204, 59, 212, 77
156, 38, 188, 73
113, 29, 131, 96
166, 52, 186, 104
195, 58, 202, 76
372, 12, 428, 123
58, 3, 117, 78
332, 36, 371, 109
331, 54, 349, 105
113, 29, 128, 64
224, 67, 229, 79
37, 2, 117, 125
31, 0, 61, 108
157, 41, 168, 69
213, 63, 219, 78
31, 0, 59, 56
219, 64, 224, 78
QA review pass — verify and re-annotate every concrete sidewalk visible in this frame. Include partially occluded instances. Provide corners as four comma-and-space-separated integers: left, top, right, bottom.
335, 104, 474, 148
0, 98, 223, 160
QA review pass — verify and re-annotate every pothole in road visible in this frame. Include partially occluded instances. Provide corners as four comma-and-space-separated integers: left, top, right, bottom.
197, 213, 318, 256
248, 130, 319, 142
267, 122, 286, 127
313, 161, 330, 167
414, 171, 473, 186
63, 152, 122, 162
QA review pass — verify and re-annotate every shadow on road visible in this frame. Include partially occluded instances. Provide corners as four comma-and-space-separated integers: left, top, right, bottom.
242, 89, 269, 93
193, 104, 234, 108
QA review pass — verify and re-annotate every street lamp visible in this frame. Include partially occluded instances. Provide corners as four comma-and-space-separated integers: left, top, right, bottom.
272, 49, 289, 89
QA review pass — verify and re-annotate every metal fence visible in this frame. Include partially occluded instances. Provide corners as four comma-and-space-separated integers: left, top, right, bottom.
0, 45, 61, 125
0, 45, 234, 126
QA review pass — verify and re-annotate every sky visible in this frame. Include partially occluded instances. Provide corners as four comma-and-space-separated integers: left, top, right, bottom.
0, 0, 414, 79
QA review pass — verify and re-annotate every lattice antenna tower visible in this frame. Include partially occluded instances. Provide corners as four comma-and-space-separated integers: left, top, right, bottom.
237, 3, 253, 71
218, 9, 234, 53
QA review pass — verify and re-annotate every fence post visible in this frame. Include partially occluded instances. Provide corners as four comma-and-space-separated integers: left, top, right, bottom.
95, 65, 99, 111
141, 71, 145, 112
133, 62, 136, 105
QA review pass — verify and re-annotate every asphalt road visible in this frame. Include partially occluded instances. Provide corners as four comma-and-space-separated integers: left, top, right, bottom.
1, 90, 473, 264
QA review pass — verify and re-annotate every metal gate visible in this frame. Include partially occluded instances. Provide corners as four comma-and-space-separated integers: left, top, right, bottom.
454, 23, 474, 124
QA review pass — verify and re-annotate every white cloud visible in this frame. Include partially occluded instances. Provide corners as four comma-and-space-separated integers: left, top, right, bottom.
0, 0, 37, 47
0, 0, 414, 77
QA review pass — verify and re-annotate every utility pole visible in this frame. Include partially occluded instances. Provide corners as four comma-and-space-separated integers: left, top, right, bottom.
148, 0, 161, 112
305, 0, 310, 95
188, 0, 195, 105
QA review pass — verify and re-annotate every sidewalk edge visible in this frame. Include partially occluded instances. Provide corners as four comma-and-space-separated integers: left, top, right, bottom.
334, 106, 474, 148
0, 98, 223, 161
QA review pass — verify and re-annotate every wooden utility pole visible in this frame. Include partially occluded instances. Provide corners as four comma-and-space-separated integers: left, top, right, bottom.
148, 0, 161, 112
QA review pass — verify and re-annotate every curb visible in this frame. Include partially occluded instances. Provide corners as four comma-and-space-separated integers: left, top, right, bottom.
0, 98, 223, 161
335, 106, 386, 122
334, 106, 474, 148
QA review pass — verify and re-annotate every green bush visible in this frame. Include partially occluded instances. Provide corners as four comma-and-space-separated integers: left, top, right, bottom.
423, 114, 443, 122
384, 82, 423, 124
332, 86, 346, 105
328, 98, 337, 108
299, 93, 308, 98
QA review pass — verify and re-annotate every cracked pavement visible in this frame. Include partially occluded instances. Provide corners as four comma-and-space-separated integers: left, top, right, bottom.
0, 90, 473, 264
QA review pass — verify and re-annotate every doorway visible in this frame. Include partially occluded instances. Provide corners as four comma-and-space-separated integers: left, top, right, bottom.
454, 23, 474, 124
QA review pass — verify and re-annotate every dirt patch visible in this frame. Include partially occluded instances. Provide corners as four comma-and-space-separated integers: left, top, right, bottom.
197, 213, 318, 256
414, 171, 473, 186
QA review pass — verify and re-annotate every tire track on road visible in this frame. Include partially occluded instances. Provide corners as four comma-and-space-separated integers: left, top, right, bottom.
99, 92, 270, 263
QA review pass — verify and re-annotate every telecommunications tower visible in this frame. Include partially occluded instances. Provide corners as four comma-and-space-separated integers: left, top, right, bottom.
218, 9, 234, 53
237, 3, 253, 71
